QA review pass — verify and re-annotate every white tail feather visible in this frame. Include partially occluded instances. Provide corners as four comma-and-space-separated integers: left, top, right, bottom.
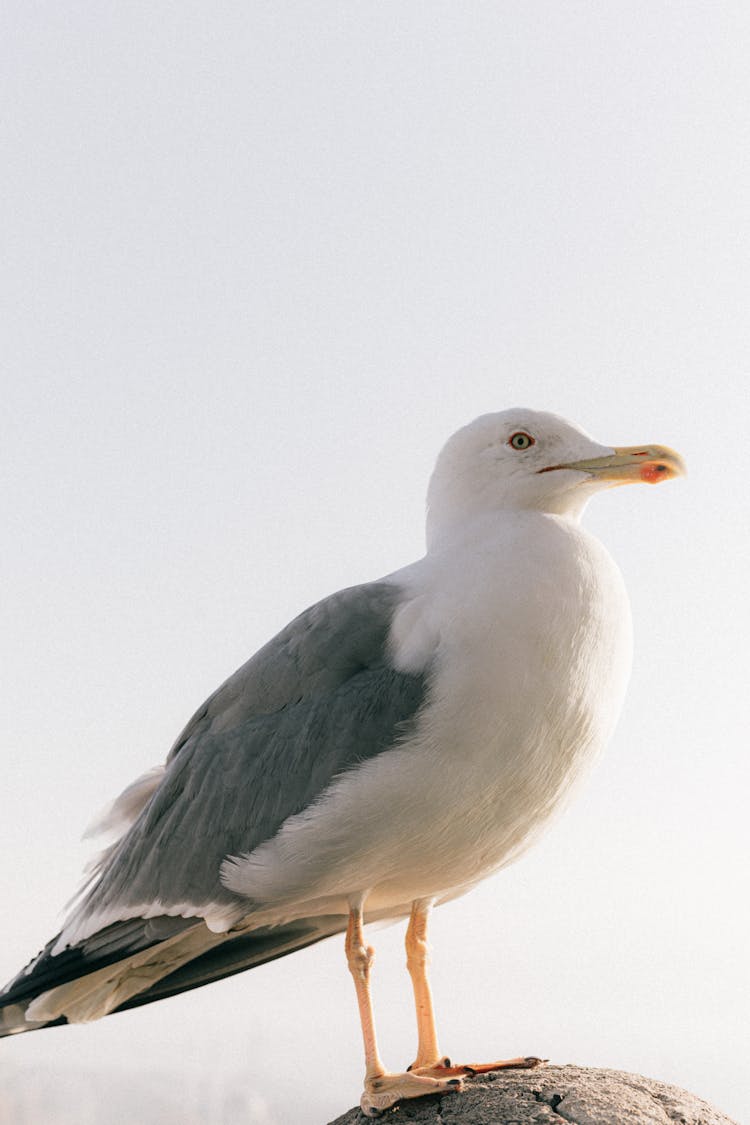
27, 926, 226, 1024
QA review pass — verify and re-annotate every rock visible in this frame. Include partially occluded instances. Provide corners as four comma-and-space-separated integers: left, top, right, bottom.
327, 1065, 738, 1125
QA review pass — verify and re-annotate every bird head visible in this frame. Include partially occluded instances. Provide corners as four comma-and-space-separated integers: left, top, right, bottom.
426, 408, 685, 547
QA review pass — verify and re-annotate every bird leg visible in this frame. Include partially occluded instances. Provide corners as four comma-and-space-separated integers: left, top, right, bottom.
405, 898, 447, 1070
345, 901, 463, 1117
345, 903, 385, 1081
405, 899, 546, 1079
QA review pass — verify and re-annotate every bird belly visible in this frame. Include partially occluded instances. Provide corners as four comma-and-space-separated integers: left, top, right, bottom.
224, 518, 632, 921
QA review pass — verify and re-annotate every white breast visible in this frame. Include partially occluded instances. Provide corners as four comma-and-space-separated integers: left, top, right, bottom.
391, 512, 633, 890
225, 512, 632, 924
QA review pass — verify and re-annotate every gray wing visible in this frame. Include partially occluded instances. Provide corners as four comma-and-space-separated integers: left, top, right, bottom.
70, 579, 428, 929
0, 579, 430, 1035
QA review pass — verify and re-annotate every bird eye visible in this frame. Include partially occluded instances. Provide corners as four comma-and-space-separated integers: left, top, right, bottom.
509, 431, 534, 451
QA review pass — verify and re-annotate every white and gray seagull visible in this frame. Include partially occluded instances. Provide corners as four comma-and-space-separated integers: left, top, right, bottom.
0, 409, 684, 1115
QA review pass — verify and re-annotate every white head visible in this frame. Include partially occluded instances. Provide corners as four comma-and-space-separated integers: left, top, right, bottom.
426, 408, 684, 548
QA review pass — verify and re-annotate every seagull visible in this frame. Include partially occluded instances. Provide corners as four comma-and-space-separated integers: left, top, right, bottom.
0, 409, 684, 1115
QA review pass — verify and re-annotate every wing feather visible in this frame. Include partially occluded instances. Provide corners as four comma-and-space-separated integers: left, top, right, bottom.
0, 580, 429, 1032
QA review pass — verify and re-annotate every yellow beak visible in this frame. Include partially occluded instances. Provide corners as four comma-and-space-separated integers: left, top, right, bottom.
541, 444, 686, 485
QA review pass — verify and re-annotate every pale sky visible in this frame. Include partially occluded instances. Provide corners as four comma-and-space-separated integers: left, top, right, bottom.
2, 3, 749, 1123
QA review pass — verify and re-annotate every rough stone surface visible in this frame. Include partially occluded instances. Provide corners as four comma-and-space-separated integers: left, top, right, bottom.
327, 1065, 738, 1125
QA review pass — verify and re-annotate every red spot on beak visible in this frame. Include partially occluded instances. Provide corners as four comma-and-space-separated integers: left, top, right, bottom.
639, 463, 669, 484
